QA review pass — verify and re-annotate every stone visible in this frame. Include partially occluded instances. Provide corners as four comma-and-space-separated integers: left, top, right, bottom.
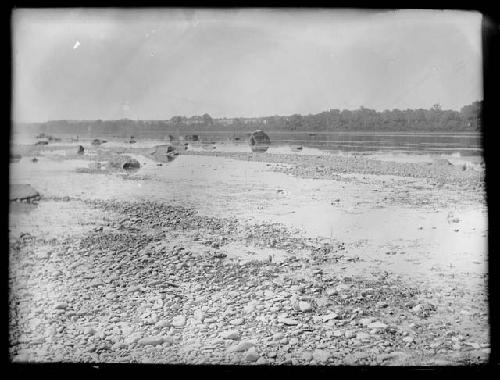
245, 352, 260, 362
315, 297, 329, 307
272, 333, 285, 341
412, 304, 422, 313
345, 330, 355, 339
278, 316, 299, 326
155, 320, 170, 328
137, 337, 164, 346
312, 349, 330, 363
336, 284, 351, 292
124, 333, 142, 345
221, 330, 241, 340
359, 317, 374, 326
83, 327, 96, 336
227, 340, 255, 353
322, 313, 339, 322
244, 301, 258, 313
172, 315, 186, 327
162, 336, 174, 346
35, 250, 51, 260
344, 352, 369, 365
301, 351, 313, 362
356, 332, 371, 341
230, 318, 245, 326
193, 310, 205, 322
298, 302, 313, 312
368, 322, 388, 329
256, 357, 268, 365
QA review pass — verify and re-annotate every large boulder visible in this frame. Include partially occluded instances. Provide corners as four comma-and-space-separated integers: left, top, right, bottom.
249, 130, 270, 152
91, 139, 106, 146
151, 145, 179, 162
122, 159, 141, 170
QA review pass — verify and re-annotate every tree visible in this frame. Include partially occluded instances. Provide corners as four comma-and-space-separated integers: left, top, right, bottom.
202, 113, 214, 126
432, 103, 442, 112
288, 114, 303, 130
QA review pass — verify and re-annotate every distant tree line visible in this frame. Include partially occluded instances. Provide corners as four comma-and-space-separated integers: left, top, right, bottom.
24, 101, 482, 135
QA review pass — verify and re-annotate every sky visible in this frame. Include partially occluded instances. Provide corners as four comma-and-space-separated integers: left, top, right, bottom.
12, 8, 483, 122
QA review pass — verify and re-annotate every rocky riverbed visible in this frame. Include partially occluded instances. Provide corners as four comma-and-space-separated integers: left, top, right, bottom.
9, 141, 489, 365
9, 199, 489, 365
184, 150, 484, 193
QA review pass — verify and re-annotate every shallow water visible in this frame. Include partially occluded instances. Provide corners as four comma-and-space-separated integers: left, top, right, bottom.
9, 152, 487, 286
13, 130, 482, 157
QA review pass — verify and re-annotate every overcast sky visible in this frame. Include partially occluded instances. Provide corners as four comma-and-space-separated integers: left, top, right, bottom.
12, 9, 483, 122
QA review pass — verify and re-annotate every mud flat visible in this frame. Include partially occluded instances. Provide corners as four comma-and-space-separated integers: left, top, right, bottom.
9, 144, 488, 365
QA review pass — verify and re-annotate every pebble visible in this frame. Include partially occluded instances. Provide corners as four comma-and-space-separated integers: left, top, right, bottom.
272, 333, 285, 341
298, 301, 313, 312
356, 332, 371, 341
230, 318, 245, 326
220, 330, 241, 340
344, 330, 355, 339
412, 304, 422, 313
278, 316, 299, 325
367, 321, 388, 329
193, 310, 205, 321
359, 317, 374, 326
322, 313, 338, 322
172, 316, 186, 327
155, 320, 170, 328
227, 340, 255, 353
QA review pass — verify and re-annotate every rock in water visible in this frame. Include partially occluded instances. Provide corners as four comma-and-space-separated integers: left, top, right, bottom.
122, 159, 141, 171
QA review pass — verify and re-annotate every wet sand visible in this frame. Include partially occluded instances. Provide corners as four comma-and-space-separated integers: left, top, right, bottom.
9, 141, 488, 365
